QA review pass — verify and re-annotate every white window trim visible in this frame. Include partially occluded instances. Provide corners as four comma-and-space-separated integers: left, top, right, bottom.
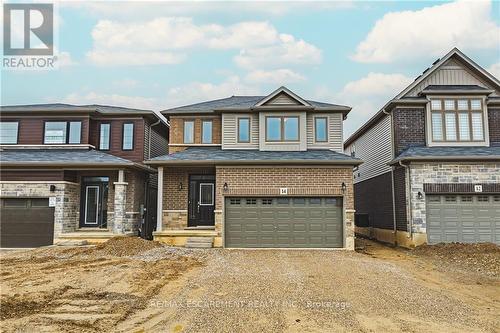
425, 95, 490, 147
313, 115, 329, 143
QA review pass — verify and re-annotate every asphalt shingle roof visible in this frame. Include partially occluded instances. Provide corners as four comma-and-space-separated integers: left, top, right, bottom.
147, 147, 361, 165
0, 149, 135, 165
391, 146, 500, 164
162, 96, 349, 114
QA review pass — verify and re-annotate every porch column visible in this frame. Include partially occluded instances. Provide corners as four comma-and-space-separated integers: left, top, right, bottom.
156, 166, 164, 232
113, 169, 128, 234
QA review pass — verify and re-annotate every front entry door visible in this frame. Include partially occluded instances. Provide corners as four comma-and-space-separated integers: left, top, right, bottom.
188, 175, 215, 227
80, 177, 109, 228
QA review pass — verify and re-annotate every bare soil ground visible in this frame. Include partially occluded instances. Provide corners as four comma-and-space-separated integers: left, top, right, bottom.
1, 238, 499, 333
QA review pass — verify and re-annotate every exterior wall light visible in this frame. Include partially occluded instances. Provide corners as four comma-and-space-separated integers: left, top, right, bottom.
341, 182, 346, 193
178, 182, 183, 191
50, 185, 56, 192
417, 191, 423, 199
223, 182, 229, 192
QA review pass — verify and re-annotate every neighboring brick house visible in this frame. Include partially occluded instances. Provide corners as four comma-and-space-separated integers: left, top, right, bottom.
344, 48, 500, 247
146, 87, 361, 249
0, 104, 168, 247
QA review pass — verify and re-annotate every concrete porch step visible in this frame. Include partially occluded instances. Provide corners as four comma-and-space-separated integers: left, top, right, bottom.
185, 237, 214, 248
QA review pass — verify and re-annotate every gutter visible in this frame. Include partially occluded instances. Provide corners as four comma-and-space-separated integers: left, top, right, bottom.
0, 162, 155, 172
399, 161, 413, 239
389, 155, 500, 165
145, 159, 363, 166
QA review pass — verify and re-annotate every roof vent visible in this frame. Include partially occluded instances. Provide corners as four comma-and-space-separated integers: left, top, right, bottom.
422, 67, 430, 74
432, 58, 440, 65
414, 75, 422, 81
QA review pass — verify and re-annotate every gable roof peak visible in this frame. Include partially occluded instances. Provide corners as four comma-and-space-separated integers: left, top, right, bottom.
255, 86, 311, 107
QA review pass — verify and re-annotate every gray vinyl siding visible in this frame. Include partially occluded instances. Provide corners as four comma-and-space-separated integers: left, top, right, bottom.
150, 123, 168, 158
345, 114, 393, 184
406, 58, 500, 97
266, 92, 301, 105
306, 112, 343, 152
222, 113, 259, 149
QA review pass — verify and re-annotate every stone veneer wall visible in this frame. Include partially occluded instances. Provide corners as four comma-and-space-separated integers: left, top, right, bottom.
215, 166, 355, 249
0, 181, 80, 238
409, 162, 500, 233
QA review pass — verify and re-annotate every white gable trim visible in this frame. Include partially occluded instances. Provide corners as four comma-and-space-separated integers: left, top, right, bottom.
396, 48, 500, 99
255, 86, 311, 107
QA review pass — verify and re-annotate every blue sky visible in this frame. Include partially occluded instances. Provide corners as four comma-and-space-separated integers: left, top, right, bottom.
2, 0, 499, 136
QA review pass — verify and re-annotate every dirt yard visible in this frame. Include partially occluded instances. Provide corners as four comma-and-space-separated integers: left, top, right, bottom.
1, 238, 499, 333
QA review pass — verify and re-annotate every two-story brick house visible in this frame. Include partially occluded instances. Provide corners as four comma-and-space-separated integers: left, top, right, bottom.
146, 87, 361, 249
0, 104, 168, 247
344, 48, 500, 247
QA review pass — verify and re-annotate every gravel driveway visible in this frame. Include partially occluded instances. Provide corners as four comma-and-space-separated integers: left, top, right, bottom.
1, 238, 498, 333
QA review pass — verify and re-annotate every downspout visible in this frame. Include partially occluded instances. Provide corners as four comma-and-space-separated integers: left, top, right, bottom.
399, 161, 412, 239
148, 119, 161, 159
383, 108, 398, 246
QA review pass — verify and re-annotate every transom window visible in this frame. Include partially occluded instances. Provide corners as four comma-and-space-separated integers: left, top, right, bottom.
314, 117, 328, 142
238, 117, 250, 143
0, 122, 19, 144
184, 120, 194, 144
44, 121, 81, 144
202, 120, 213, 144
266, 116, 299, 142
430, 98, 485, 142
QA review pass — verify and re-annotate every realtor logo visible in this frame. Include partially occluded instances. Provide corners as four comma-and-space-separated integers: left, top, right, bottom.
3, 3, 57, 69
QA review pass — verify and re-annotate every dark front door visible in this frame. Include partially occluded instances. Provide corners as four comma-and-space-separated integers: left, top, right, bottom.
188, 175, 215, 227
141, 183, 157, 240
80, 177, 109, 228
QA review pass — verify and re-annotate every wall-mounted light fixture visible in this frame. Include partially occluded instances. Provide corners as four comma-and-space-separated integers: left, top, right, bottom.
223, 182, 229, 192
341, 182, 346, 193
417, 191, 423, 199
50, 185, 56, 192
178, 182, 183, 191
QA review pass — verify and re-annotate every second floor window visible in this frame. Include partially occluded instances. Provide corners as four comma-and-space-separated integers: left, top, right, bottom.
238, 118, 250, 143
0, 122, 19, 144
99, 123, 110, 150
184, 120, 194, 144
430, 98, 484, 142
202, 120, 212, 144
122, 123, 134, 150
266, 116, 299, 142
44, 121, 81, 144
315, 117, 328, 142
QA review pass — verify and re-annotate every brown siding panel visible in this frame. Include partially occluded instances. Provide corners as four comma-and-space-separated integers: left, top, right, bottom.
0, 170, 64, 181
93, 118, 145, 162
393, 108, 426, 156
354, 172, 393, 230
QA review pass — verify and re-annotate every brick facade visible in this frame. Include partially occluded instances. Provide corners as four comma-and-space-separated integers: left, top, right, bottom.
168, 116, 222, 154
393, 108, 426, 156
409, 162, 500, 233
354, 172, 393, 230
488, 108, 500, 146
393, 166, 408, 232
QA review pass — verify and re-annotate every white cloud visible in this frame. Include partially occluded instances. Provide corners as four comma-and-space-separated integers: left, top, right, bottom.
165, 76, 261, 108
235, 34, 322, 69
86, 18, 321, 70
316, 72, 413, 137
245, 69, 305, 84
488, 62, 500, 79
61, 92, 161, 110
112, 78, 139, 89
352, 0, 500, 63
56, 51, 77, 67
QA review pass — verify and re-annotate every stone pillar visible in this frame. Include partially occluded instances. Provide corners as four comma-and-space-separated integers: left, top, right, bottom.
345, 209, 355, 250
113, 170, 128, 234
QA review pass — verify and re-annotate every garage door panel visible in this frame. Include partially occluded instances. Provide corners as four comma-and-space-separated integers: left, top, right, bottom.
427, 195, 499, 245
225, 197, 343, 248
0, 198, 54, 248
